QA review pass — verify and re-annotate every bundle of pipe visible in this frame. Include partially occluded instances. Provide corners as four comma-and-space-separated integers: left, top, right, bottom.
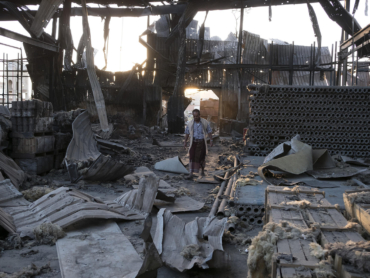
209, 156, 238, 218
247, 85, 370, 157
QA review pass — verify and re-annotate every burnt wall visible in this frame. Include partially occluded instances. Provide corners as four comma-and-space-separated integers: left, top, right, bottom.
61, 69, 162, 126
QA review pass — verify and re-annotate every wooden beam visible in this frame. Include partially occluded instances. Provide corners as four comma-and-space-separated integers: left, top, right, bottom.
341, 23, 370, 50
81, 0, 109, 132
9, 0, 322, 8
0, 27, 58, 52
344, 192, 370, 235
30, 0, 64, 38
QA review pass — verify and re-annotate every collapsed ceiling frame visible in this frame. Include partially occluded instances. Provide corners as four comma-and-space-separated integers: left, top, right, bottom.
0, 0, 368, 134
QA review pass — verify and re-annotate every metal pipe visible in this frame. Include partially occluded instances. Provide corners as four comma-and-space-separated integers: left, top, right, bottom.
312, 41, 316, 86
351, 14, 355, 86
6, 54, 8, 107
16, 53, 19, 101
356, 54, 358, 85
209, 171, 230, 217
20, 49, 23, 101
217, 174, 236, 218
2, 53, 4, 106
217, 156, 239, 217
309, 44, 312, 85
330, 44, 333, 85
334, 41, 337, 85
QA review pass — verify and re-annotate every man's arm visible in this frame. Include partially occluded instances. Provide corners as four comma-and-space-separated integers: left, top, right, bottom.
184, 134, 189, 149
206, 123, 213, 147
208, 133, 213, 147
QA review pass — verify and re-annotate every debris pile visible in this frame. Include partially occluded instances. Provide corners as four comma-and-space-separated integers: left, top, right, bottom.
10, 100, 55, 175
21, 186, 53, 202
33, 223, 66, 245
0, 263, 52, 278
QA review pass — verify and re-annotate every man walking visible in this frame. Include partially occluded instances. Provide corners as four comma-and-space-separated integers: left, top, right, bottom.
184, 109, 213, 179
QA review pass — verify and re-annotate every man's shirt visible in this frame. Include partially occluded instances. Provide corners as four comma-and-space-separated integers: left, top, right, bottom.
185, 121, 212, 139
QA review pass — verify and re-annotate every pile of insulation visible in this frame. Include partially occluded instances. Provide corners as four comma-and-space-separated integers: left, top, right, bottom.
247, 221, 320, 276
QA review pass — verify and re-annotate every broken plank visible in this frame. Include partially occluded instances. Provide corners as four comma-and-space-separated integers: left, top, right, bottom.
30, 0, 64, 38
0, 27, 58, 52
80, 0, 109, 132
344, 196, 370, 235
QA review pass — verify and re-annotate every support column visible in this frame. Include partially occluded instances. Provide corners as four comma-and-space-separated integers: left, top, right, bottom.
167, 7, 189, 133
342, 0, 350, 86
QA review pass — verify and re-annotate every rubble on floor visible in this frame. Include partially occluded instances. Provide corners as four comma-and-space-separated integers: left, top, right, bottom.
0, 263, 52, 278
248, 185, 367, 278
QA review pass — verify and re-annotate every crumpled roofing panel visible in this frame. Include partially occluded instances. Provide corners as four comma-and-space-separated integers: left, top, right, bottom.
65, 111, 100, 163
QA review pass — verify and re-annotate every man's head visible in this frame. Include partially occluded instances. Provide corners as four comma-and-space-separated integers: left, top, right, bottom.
192, 109, 200, 122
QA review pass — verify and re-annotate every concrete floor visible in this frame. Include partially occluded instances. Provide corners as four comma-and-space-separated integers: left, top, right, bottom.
0, 137, 366, 277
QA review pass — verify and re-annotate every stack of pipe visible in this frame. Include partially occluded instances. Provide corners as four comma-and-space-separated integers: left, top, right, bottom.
247, 85, 370, 157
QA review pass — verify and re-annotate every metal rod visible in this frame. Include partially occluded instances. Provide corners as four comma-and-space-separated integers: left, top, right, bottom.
0, 42, 21, 50
6, 54, 8, 107
269, 41, 273, 84
312, 41, 315, 86
355, 53, 359, 85
21, 49, 23, 101
209, 171, 230, 217
17, 53, 19, 101
217, 174, 235, 218
351, 14, 355, 85
2, 53, 4, 106
289, 42, 294, 85
237, 1, 244, 65
217, 156, 239, 218
334, 41, 337, 85
330, 44, 333, 85
309, 44, 312, 85
52, 15, 57, 39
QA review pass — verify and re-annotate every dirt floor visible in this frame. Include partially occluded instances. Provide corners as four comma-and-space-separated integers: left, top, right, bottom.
0, 135, 259, 277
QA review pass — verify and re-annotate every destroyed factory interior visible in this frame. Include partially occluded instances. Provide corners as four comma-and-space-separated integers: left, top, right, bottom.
4, 0, 370, 278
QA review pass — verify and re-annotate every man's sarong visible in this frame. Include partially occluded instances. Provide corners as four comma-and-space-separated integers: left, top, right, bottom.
189, 139, 206, 173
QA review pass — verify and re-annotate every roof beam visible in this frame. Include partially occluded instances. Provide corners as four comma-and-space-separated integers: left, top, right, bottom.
0, 27, 59, 52
0, 5, 186, 21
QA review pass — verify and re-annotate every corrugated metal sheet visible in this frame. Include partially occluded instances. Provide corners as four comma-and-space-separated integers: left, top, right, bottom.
81, 155, 134, 182
65, 111, 134, 182
0, 179, 29, 233
6, 180, 159, 238
65, 111, 100, 163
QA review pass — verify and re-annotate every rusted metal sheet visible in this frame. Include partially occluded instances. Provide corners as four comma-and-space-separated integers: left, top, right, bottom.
30, 0, 64, 38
